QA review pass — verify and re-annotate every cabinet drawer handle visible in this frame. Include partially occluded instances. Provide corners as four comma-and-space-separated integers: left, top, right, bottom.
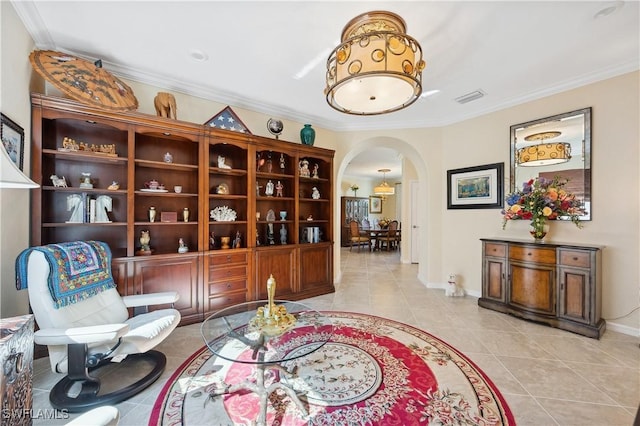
572, 256, 579, 261
527, 252, 532, 256
226, 255, 231, 262
226, 283, 231, 289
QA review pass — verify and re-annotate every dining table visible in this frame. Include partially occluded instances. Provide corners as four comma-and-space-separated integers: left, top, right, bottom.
362, 227, 401, 251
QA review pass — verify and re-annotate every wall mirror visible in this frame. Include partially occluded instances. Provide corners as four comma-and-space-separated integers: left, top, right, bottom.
510, 107, 591, 220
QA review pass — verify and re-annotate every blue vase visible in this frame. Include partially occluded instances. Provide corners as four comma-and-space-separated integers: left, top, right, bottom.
300, 124, 315, 146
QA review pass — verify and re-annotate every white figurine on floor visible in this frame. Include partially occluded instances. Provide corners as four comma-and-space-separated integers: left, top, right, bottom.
445, 273, 465, 297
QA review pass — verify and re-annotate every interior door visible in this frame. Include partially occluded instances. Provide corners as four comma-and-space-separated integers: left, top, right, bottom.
410, 180, 419, 263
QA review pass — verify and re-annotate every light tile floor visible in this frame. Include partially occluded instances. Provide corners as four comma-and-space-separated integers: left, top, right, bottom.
32, 248, 639, 425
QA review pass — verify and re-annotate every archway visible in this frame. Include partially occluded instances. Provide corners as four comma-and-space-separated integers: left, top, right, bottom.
334, 136, 430, 285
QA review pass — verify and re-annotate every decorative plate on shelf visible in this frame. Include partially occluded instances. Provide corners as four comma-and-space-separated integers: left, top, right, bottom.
216, 183, 229, 195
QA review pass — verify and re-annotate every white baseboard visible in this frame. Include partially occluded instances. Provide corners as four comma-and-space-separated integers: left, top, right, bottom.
606, 321, 640, 337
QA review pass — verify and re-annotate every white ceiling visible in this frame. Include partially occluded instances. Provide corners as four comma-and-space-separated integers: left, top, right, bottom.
12, 1, 639, 180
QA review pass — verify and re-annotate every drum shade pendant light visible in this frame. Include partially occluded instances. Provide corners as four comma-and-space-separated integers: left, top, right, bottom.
325, 11, 426, 115
517, 131, 571, 167
374, 169, 395, 195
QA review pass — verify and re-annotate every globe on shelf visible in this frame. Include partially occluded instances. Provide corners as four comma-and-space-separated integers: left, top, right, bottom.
267, 118, 283, 139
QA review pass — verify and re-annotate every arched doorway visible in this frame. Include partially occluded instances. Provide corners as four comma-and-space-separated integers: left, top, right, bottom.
334, 136, 429, 285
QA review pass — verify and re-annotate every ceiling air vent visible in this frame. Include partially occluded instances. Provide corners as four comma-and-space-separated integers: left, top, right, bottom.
455, 90, 486, 104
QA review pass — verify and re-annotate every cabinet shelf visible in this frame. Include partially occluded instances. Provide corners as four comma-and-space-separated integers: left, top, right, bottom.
42, 222, 127, 227
43, 186, 127, 195
256, 196, 295, 201
134, 221, 198, 226
135, 191, 197, 197
135, 159, 198, 171
300, 198, 329, 202
209, 194, 247, 200
209, 167, 248, 176
300, 177, 329, 183
43, 149, 128, 165
256, 171, 295, 179
209, 221, 248, 226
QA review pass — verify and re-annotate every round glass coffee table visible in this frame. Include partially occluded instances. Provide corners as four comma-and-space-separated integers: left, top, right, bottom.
200, 300, 333, 425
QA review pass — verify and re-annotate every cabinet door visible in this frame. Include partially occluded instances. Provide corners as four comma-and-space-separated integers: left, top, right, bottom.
254, 248, 296, 299
509, 261, 556, 315
558, 267, 591, 324
299, 243, 332, 294
133, 254, 200, 322
483, 257, 506, 302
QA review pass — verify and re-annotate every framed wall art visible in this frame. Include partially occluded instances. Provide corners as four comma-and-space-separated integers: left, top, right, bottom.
204, 106, 252, 134
1, 113, 25, 171
369, 196, 382, 213
447, 162, 504, 209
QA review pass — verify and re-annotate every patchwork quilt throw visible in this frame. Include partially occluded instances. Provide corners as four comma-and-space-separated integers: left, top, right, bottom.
16, 240, 115, 308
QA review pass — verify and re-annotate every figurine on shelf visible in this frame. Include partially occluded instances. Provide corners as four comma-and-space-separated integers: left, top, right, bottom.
312, 187, 321, 199
299, 159, 310, 177
256, 230, 261, 246
256, 181, 263, 196
107, 181, 120, 190
312, 163, 319, 179
279, 153, 286, 172
276, 180, 283, 197
280, 224, 287, 245
209, 231, 216, 249
266, 151, 273, 173
257, 152, 265, 171
307, 214, 314, 221
79, 172, 93, 189
50, 174, 68, 188
265, 180, 275, 196
178, 238, 189, 253
66, 194, 84, 223
233, 231, 242, 249
163, 152, 173, 163
140, 230, 151, 253
95, 195, 112, 223
218, 155, 231, 169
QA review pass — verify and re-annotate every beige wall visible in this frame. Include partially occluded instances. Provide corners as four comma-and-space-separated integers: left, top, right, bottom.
2, 3, 638, 334
0, 2, 40, 317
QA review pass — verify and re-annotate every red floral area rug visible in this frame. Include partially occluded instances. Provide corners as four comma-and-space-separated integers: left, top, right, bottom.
149, 312, 515, 425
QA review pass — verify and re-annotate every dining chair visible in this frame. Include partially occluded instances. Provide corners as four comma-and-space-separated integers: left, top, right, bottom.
349, 220, 371, 252
377, 220, 399, 251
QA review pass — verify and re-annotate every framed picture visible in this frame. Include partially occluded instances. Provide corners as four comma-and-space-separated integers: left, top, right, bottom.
1, 113, 25, 171
369, 196, 382, 213
447, 162, 504, 209
204, 106, 252, 134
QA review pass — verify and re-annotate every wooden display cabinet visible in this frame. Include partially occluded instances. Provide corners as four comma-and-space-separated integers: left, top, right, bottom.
30, 94, 335, 325
340, 197, 369, 246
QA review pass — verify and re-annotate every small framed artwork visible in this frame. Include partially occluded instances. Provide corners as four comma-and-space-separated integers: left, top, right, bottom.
1, 113, 25, 171
369, 196, 382, 213
447, 162, 504, 209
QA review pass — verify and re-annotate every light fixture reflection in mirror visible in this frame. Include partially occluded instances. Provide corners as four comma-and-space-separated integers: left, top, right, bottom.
510, 107, 591, 220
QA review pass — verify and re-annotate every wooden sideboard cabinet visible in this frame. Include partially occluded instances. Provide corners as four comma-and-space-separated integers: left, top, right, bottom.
479, 238, 605, 338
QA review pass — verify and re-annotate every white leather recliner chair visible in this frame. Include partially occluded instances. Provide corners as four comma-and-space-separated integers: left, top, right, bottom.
18, 241, 181, 412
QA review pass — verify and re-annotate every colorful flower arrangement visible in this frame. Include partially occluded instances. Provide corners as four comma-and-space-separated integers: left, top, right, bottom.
502, 176, 585, 239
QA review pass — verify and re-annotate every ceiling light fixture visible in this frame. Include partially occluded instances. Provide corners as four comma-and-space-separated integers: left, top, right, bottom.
516, 131, 571, 167
325, 10, 426, 115
374, 168, 395, 195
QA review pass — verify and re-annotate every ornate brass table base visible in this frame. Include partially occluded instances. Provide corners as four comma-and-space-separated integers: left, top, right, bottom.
210, 352, 308, 426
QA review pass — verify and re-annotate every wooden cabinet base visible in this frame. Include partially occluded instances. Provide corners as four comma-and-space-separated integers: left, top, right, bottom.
478, 297, 606, 339
480, 238, 604, 339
